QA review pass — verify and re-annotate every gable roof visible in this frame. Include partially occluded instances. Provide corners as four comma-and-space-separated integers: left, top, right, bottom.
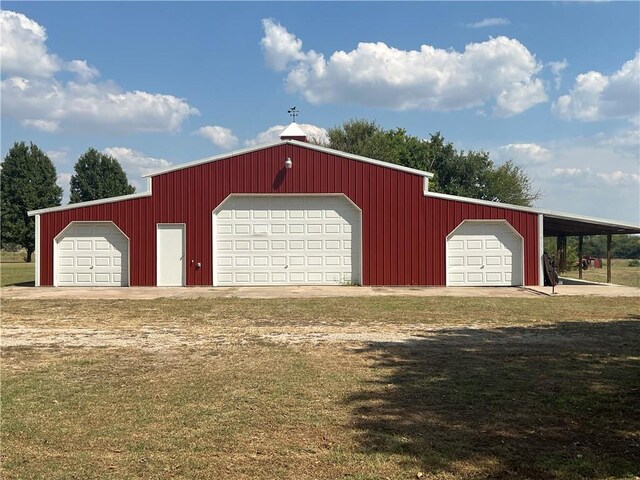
143, 139, 434, 179
27, 140, 432, 217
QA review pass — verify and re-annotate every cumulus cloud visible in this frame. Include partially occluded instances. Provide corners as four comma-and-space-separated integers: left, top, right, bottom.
261, 19, 319, 71
466, 18, 511, 28
0, 10, 199, 133
102, 147, 172, 177
552, 52, 640, 121
244, 123, 328, 146
261, 19, 547, 116
194, 126, 239, 149
0, 10, 60, 78
498, 143, 552, 164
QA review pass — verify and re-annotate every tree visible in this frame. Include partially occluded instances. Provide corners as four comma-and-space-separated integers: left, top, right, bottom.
1, 142, 63, 262
325, 119, 540, 206
70, 148, 135, 203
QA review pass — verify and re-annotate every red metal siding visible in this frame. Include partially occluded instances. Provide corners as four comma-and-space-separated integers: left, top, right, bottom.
38, 143, 539, 286
425, 196, 539, 286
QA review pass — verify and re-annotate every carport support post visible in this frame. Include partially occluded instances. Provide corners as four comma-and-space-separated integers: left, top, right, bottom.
556, 235, 567, 272
578, 235, 583, 280
606, 234, 612, 283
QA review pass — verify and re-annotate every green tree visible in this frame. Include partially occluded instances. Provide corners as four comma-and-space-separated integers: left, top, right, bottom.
325, 119, 539, 206
1, 142, 63, 262
70, 148, 135, 203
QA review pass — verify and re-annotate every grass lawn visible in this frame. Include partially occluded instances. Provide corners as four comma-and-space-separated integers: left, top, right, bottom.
0, 262, 34, 287
563, 258, 640, 288
2, 297, 640, 479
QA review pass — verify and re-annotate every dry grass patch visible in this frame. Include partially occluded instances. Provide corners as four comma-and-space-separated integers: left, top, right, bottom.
3, 296, 640, 332
2, 297, 640, 479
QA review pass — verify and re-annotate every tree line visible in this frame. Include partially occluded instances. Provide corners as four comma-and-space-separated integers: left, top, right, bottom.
324, 119, 540, 206
1, 143, 135, 261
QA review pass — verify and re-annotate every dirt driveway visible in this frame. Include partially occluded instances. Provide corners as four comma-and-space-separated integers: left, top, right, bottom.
4, 283, 638, 300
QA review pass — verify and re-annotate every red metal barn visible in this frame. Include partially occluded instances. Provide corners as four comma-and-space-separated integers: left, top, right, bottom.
31, 124, 636, 288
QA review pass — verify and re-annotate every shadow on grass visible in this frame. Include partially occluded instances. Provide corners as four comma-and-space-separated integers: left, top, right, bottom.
4, 280, 35, 287
347, 320, 640, 479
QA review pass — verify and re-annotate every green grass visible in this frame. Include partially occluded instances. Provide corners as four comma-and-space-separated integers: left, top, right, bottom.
1, 249, 35, 287
563, 258, 640, 288
2, 297, 640, 479
0, 263, 34, 287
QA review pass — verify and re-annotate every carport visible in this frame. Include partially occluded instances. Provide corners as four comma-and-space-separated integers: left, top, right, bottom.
540, 211, 640, 283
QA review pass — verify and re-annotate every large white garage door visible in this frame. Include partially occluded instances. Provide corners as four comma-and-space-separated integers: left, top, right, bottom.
447, 221, 523, 286
55, 222, 129, 286
214, 195, 361, 286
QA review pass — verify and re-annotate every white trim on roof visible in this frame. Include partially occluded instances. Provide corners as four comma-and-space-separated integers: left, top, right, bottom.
289, 140, 434, 178
143, 140, 435, 179
144, 140, 286, 177
27, 190, 152, 217
425, 191, 640, 231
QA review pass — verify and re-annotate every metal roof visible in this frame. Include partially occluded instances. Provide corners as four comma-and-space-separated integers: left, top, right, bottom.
142, 139, 434, 179
426, 191, 640, 236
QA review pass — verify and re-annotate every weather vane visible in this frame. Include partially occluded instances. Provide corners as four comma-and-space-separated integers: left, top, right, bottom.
287, 107, 299, 122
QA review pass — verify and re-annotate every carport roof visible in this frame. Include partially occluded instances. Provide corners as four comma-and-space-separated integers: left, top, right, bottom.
426, 192, 640, 237
542, 212, 640, 237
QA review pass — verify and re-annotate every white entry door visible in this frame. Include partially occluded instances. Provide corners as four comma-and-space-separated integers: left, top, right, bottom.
55, 222, 129, 286
213, 195, 361, 286
157, 224, 185, 286
447, 220, 523, 286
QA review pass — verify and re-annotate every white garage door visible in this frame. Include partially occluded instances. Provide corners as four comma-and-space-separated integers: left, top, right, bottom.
56, 222, 129, 286
214, 195, 361, 286
447, 221, 523, 286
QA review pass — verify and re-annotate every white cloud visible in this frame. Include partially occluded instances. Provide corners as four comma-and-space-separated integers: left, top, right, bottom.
597, 170, 640, 186
22, 119, 59, 132
260, 19, 318, 71
466, 18, 511, 28
550, 167, 639, 187
595, 123, 640, 152
552, 52, 640, 121
57, 172, 72, 202
508, 135, 640, 222
194, 126, 239, 149
2, 76, 199, 134
64, 60, 99, 82
244, 123, 328, 146
548, 59, 568, 89
46, 149, 70, 163
261, 19, 547, 116
498, 143, 552, 164
0, 10, 60, 78
102, 147, 172, 177
0, 10, 199, 133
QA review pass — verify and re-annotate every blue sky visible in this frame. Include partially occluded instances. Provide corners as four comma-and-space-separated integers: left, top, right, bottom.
2, 2, 639, 223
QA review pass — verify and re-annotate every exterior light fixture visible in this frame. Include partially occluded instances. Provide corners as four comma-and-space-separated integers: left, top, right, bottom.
284, 157, 292, 169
